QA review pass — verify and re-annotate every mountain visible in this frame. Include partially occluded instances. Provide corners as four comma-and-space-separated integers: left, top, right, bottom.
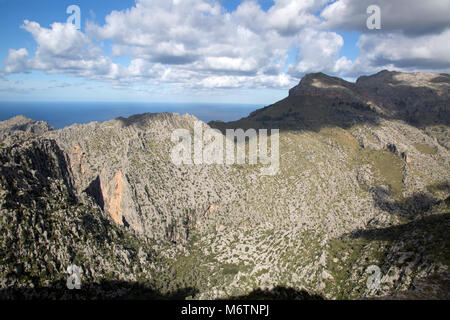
0, 71, 449, 300
0, 115, 53, 145
212, 70, 449, 132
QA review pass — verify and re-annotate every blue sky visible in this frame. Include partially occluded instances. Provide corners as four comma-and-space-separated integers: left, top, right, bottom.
0, 0, 448, 104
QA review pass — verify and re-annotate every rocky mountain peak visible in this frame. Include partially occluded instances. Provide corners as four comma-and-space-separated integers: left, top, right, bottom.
356, 70, 450, 93
0, 115, 53, 135
299, 72, 351, 88
282, 70, 450, 126
289, 72, 357, 99
112, 112, 200, 130
0, 115, 54, 145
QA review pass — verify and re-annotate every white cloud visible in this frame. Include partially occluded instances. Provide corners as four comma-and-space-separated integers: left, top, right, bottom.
5, 21, 123, 80
353, 30, 450, 74
5, 21, 167, 84
3, 0, 450, 94
318, 0, 450, 76
5, 48, 30, 73
287, 28, 347, 77
265, 0, 327, 35
87, 0, 290, 74
197, 73, 291, 89
320, 0, 450, 35
22, 20, 89, 58
84, 0, 307, 88
234, 0, 326, 36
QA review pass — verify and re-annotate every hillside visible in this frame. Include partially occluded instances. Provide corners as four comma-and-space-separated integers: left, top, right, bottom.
0, 71, 449, 300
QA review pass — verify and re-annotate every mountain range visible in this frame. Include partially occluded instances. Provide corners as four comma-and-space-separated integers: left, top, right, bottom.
0, 70, 449, 299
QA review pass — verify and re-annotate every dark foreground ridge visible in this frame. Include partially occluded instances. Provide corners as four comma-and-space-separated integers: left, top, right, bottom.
0, 283, 324, 300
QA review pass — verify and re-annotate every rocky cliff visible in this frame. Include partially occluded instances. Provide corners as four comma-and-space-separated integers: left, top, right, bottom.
0, 71, 449, 300
287, 70, 450, 126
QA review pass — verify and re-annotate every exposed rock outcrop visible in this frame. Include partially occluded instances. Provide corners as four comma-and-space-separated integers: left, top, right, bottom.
288, 70, 450, 126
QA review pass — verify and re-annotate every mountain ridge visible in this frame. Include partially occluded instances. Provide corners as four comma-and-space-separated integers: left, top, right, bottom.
0, 70, 449, 300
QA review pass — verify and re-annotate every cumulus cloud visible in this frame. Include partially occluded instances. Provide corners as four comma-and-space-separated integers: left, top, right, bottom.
5, 48, 30, 73
287, 28, 349, 77
5, 21, 122, 80
235, 0, 327, 36
318, 0, 450, 75
320, 0, 450, 36
196, 73, 291, 89
352, 29, 450, 74
88, 0, 291, 75
5, 20, 166, 83
3, 0, 450, 93
82, 0, 318, 88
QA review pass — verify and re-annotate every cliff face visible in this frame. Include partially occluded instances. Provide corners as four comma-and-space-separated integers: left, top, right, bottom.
288, 70, 450, 125
0, 71, 449, 300
0, 138, 75, 211
45, 112, 239, 244
0, 136, 178, 299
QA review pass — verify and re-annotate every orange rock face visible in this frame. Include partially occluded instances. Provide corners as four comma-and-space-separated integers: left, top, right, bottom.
70, 144, 84, 178
104, 171, 124, 225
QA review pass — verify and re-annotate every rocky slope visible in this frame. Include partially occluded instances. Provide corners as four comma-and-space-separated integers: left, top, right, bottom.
0, 71, 449, 300
0, 133, 197, 299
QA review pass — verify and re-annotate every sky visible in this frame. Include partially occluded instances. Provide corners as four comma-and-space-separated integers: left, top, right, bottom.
0, 0, 449, 104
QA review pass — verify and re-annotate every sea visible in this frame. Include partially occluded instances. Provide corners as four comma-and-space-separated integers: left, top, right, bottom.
0, 101, 261, 129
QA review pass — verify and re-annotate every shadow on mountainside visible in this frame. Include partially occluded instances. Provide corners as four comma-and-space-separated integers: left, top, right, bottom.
348, 212, 450, 243
226, 286, 324, 300
352, 183, 450, 242
0, 139, 76, 210
0, 282, 324, 300
345, 213, 450, 299
0, 280, 199, 300
369, 183, 449, 219
209, 95, 382, 134
357, 71, 450, 127
341, 181, 450, 299
369, 272, 450, 300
